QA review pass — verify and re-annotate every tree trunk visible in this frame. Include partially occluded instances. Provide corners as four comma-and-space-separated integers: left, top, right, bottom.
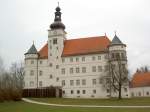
118, 83, 122, 99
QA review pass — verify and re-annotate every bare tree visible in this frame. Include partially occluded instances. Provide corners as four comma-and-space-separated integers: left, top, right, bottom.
101, 54, 128, 99
10, 62, 25, 100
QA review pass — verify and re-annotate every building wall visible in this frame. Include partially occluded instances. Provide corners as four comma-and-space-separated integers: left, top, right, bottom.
60, 53, 109, 98
24, 30, 129, 98
130, 87, 150, 97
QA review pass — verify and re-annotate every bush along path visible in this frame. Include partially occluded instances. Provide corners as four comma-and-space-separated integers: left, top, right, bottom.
22, 98, 150, 108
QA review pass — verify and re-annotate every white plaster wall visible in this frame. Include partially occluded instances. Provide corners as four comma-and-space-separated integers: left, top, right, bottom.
130, 87, 150, 97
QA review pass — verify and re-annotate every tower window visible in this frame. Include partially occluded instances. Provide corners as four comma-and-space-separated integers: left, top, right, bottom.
53, 38, 57, 44
31, 60, 34, 64
30, 70, 34, 76
39, 71, 43, 76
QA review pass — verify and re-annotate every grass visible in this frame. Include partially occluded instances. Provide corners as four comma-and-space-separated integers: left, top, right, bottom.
0, 101, 150, 112
30, 97, 150, 106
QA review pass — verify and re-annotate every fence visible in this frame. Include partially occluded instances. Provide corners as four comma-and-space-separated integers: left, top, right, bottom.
23, 87, 62, 98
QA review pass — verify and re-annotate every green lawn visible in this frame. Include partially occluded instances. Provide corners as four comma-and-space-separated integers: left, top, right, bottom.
0, 101, 150, 112
30, 97, 150, 106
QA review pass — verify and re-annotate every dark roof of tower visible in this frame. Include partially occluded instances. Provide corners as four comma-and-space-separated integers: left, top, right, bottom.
111, 34, 123, 45
25, 44, 38, 54
50, 5, 65, 30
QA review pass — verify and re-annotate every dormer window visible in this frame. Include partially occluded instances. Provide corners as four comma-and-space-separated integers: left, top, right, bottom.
53, 38, 57, 44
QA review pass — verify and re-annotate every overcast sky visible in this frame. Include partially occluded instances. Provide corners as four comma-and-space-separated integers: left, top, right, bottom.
0, 0, 150, 74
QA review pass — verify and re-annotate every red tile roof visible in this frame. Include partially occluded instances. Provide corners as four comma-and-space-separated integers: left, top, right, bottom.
130, 72, 150, 88
38, 36, 110, 58
38, 43, 48, 59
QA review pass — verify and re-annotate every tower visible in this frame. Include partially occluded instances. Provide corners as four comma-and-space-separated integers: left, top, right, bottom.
108, 33, 129, 98
48, 5, 66, 86
24, 43, 39, 88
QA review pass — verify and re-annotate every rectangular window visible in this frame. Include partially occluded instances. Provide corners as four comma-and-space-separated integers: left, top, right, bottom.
77, 90, 80, 94
70, 68, 73, 74
61, 68, 65, 74
30, 81, 34, 87
93, 89, 96, 94
98, 66, 102, 72
56, 77, 59, 82
82, 57, 85, 61
112, 53, 115, 58
70, 58, 73, 62
30, 70, 34, 76
92, 66, 96, 72
124, 88, 127, 92
76, 67, 80, 73
71, 90, 74, 94
56, 65, 59, 69
31, 60, 34, 64
39, 81, 42, 87
105, 54, 108, 59
40, 61, 42, 64
82, 79, 86, 85
107, 89, 110, 93
39, 71, 42, 76
82, 90, 86, 94
62, 80, 65, 86
76, 80, 80, 86
92, 56, 96, 61
62, 58, 65, 63
70, 80, 74, 86
82, 67, 86, 73
76, 57, 79, 62
105, 65, 109, 71
92, 79, 96, 85
98, 56, 101, 60
50, 74, 53, 79
53, 38, 57, 44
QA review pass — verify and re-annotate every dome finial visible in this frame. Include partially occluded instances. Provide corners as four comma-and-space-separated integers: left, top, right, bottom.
58, 2, 59, 7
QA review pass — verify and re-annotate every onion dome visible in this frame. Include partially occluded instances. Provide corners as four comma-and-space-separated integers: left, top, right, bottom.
50, 5, 65, 30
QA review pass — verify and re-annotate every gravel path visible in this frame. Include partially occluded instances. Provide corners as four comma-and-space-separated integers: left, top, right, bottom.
22, 98, 150, 108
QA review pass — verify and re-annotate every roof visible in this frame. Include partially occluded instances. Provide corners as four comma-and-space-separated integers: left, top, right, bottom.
111, 35, 123, 45
130, 72, 150, 88
38, 43, 48, 59
62, 36, 110, 56
25, 44, 37, 54
38, 36, 110, 58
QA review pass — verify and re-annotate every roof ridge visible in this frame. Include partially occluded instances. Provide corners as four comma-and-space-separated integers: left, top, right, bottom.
67, 36, 108, 41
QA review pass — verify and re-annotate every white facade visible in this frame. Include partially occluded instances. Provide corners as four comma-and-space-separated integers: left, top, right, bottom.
130, 87, 150, 97
24, 6, 130, 98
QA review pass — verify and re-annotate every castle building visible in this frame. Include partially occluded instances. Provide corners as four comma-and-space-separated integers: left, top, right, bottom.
24, 5, 129, 98
130, 72, 150, 97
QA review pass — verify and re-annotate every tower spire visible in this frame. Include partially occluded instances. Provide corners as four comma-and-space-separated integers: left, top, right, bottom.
50, 3, 65, 30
